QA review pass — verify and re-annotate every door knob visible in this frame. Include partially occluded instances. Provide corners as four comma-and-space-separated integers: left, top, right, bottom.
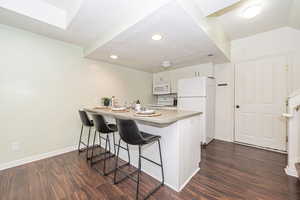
236, 105, 240, 109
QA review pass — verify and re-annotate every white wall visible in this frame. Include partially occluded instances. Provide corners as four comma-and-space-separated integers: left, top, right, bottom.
231, 27, 300, 63
215, 27, 300, 142
0, 24, 153, 166
289, 51, 300, 93
214, 63, 234, 142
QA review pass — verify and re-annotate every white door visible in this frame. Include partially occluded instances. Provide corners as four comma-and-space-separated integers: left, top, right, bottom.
235, 56, 288, 151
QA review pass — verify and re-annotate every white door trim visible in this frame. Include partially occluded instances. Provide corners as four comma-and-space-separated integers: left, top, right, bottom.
233, 56, 288, 151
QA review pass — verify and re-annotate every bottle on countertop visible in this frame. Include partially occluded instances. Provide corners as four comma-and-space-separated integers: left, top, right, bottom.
173, 97, 178, 106
111, 96, 115, 107
135, 100, 141, 111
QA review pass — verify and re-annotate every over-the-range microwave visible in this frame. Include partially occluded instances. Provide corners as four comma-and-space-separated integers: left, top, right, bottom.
153, 83, 171, 95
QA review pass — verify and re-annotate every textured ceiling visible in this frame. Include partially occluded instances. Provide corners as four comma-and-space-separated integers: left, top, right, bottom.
216, 0, 294, 40
0, 0, 171, 46
86, 1, 228, 72
0, 0, 299, 72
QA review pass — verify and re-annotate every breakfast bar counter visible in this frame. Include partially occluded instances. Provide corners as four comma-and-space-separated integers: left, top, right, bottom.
84, 107, 202, 192
84, 107, 201, 126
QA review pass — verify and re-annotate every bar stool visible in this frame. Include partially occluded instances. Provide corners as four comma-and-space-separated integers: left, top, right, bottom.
114, 118, 164, 200
90, 114, 130, 176
78, 110, 94, 160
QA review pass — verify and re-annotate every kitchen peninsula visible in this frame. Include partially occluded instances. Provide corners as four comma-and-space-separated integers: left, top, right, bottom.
85, 108, 202, 191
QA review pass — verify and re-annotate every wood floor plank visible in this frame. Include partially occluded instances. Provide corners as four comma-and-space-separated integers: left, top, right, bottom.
0, 140, 299, 200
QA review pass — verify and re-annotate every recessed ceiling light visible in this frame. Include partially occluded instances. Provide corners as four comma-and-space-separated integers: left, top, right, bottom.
152, 34, 162, 41
110, 55, 118, 59
162, 61, 171, 68
242, 4, 261, 19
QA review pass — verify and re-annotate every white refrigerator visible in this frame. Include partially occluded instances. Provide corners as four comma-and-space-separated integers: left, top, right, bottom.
178, 77, 216, 145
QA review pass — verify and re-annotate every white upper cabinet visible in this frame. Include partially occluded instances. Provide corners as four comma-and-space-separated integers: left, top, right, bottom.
154, 63, 214, 94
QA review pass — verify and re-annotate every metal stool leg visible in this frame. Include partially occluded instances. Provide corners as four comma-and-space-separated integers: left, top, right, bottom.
114, 139, 164, 200
78, 124, 84, 153
158, 139, 165, 185
114, 139, 121, 184
112, 132, 116, 155
113, 139, 133, 184
86, 127, 91, 160
103, 134, 109, 175
78, 124, 94, 161
127, 143, 131, 164
90, 133, 116, 176
136, 145, 142, 200
98, 132, 102, 149
90, 129, 97, 166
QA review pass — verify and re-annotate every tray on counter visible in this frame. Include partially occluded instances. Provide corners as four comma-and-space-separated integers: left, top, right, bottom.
134, 112, 162, 117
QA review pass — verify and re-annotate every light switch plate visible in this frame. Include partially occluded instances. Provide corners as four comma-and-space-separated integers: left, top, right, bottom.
11, 142, 21, 151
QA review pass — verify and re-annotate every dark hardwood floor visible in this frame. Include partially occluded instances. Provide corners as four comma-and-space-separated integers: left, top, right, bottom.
1, 140, 300, 200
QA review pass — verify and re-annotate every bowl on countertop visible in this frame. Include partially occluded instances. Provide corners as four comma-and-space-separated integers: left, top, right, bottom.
111, 107, 127, 111
136, 110, 155, 115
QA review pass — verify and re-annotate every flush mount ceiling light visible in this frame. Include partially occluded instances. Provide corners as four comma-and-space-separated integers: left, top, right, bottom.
242, 4, 262, 19
152, 34, 163, 41
110, 55, 118, 59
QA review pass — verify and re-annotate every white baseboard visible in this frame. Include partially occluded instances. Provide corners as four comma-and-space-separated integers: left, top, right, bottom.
179, 168, 200, 191
141, 167, 201, 192
233, 141, 287, 154
0, 145, 77, 171
141, 167, 180, 192
285, 166, 298, 177
214, 137, 233, 143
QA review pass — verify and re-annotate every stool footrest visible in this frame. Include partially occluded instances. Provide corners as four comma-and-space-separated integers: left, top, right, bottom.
93, 165, 116, 176
140, 155, 162, 167
87, 149, 109, 160
114, 168, 139, 184
79, 144, 100, 153
99, 136, 107, 140
116, 145, 129, 151
99, 162, 130, 177
80, 141, 87, 146
144, 183, 164, 200
90, 153, 114, 165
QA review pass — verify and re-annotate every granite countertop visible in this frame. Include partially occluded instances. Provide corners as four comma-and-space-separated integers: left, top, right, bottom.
84, 107, 202, 126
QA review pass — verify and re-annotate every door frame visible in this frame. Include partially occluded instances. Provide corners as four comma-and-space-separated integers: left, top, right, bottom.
233, 55, 289, 152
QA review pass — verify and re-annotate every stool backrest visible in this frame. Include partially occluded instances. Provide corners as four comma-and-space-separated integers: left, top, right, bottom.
91, 114, 112, 133
116, 118, 145, 145
79, 110, 93, 127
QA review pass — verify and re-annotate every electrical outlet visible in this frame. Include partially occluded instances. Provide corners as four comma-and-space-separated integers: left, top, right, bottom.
11, 142, 20, 152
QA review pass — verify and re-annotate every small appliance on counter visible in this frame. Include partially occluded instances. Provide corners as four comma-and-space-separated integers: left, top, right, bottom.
148, 95, 177, 110
157, 95, 175, 106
